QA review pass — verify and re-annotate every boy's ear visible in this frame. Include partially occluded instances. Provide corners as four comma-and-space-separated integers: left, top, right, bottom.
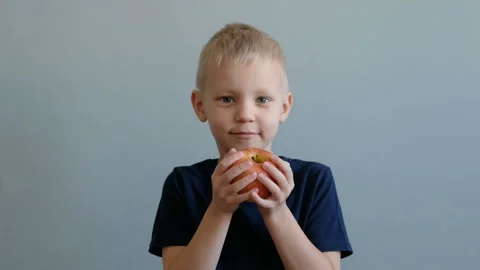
279, 91, 293, 123
191, 90, 207, 122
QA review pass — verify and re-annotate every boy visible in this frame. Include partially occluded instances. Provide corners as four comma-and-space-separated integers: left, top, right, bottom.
148, 22, 353, 270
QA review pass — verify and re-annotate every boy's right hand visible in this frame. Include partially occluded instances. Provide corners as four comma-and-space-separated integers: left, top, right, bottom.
210, 148, 258, 215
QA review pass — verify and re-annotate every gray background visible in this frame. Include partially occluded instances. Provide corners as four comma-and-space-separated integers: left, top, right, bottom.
1, 1, 479, 269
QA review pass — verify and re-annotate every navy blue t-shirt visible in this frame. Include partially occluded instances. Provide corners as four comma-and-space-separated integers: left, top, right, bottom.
148, 156, 353, 269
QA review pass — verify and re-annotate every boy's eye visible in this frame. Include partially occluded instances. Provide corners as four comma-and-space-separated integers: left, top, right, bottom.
219, 96, 234, 103
256, 97, 270, 103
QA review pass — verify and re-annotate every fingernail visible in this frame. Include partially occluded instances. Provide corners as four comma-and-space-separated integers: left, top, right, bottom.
263, 162, 270, 168
250, 172, 257, 178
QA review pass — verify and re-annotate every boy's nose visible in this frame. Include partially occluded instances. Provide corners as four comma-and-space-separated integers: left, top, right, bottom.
234, 103, 255, 122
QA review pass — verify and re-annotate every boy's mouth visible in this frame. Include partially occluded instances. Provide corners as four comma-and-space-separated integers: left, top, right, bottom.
229, 131, 259, 138
230, 132, 258, 134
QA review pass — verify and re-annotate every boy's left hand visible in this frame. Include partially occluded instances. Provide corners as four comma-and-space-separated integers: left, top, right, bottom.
250, 155, 294, 217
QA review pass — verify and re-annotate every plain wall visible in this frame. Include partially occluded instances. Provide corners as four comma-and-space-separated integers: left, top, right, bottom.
1, 1, 479, 269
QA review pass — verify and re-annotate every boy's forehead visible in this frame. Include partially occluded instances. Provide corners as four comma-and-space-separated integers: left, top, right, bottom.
204, 60, 286, 92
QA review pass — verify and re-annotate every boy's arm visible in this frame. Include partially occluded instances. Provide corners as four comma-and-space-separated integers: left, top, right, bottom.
163, 205, 232, 270
156, 149, 259, 270
251, 157, 351, 270
263, 205, 340, 270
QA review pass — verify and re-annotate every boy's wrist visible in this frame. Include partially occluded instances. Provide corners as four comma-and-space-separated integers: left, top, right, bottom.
207, 203, 234, 221
261, 203, 290, 224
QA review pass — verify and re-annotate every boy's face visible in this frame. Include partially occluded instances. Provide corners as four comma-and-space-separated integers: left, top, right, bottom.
191, 59, 293, 158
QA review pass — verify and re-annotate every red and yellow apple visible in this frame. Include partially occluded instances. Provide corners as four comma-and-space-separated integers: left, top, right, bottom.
228, 148, 278, 200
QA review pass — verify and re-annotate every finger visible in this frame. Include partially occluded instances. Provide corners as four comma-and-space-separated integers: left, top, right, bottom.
220, 148, 237, 163
263, 161, 289, 190
213, 150, 244, 176
257, 173, 283, 198
223, 159, 252, 183
271, 155, 294, 186
227, 188, 257, 205
270, 155, 289, 175
250, 190, 274, 208
230, 172, 257, 193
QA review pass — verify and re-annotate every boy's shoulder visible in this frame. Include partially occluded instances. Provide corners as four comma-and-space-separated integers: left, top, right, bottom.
281, 155, 332, 173
168, 158, 218, 177
278, 156, 338, 203
166, 158, 218, 184
162, 158, 218, 197
281, 155, 335, 186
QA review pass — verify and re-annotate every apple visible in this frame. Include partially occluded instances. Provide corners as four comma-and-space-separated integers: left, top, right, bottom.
228, 148, 278, 200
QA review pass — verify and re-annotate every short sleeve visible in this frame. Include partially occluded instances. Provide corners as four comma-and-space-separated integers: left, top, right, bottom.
148, 169, 191, 257
304, 167, 353, 258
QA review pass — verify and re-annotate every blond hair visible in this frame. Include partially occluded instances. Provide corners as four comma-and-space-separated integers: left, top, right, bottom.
195, 22, 288, 91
